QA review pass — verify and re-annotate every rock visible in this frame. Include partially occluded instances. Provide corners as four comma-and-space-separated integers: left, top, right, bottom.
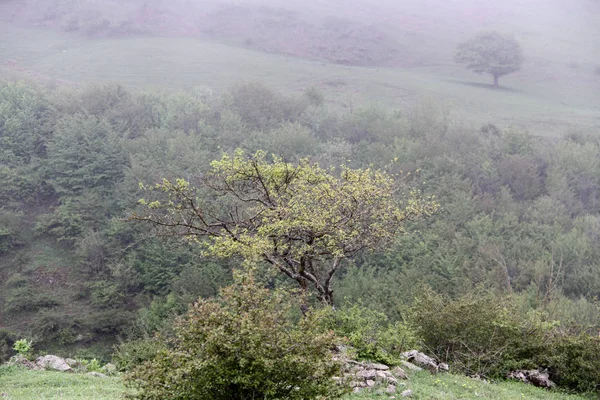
387, 376, 399, 385
369, 362, 390, 371
8, 354, 40, 370
377, 370, 390, 379
385, 384, 397, 394
358, 369, 378, 380
400, 360, 422, 371
401, 389, 413, 397
366, 379, 376, 387
438, 363, 449, 372
401, 350, 439, 372
87, 371, 108, 378
508, 369, 554, 388
528, 370, 554, 388
391, 366, 409, 380
65, 358, 81, 368
36, 355, 72, 372
507, 370, 528, 383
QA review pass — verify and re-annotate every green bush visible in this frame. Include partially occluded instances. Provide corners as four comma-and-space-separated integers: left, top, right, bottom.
324, 304, 420, 365
0, 330, 16, 363
12, 339, 33, 358
407, 289, 600, 393
4, 286, 60, 314
407, 289, 555, 377
112, 337, 167, 372
125, 270, 347, 400
541, 332, 600, 393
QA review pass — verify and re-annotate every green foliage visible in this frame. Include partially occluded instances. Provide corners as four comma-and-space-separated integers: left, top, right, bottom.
125, 270, 347, 400
407, 289, 553, 376
112, 337, 167, 372
136, 150, 437, 304
407, 289, 600, 393
12, 339, 33, 358
80, 358, 102, 372
455, 32, 524, 86
324, 304, 420, 365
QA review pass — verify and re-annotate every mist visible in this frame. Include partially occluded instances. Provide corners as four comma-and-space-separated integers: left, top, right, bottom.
1, 1, 600, 396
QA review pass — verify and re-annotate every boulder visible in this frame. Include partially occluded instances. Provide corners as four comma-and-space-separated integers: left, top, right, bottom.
36, 355, 72, 372
391, 366, 409, 380
368, 362, 390, 371
401, 389, 413, 397
508, 369, 554, 388
401, 350, 439, 372
400, 360, 422, 371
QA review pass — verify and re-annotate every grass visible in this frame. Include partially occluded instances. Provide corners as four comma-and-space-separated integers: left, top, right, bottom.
0, 366, 126, 400
0, 366, 591, 400
1, 21, 599, 138
347, 370, 591, 400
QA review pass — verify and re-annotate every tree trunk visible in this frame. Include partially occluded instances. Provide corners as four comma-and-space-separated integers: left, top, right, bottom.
493, 74, 499, 88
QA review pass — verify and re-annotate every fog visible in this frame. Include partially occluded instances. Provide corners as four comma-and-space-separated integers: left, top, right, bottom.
0, 0, 599, 134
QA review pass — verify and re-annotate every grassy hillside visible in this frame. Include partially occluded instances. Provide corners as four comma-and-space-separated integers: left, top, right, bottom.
0, 18, 598, 137
0, 366, 590, 400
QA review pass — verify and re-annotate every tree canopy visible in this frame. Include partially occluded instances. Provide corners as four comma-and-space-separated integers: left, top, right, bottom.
134, 150, 438, 305
454, 31, 524, 87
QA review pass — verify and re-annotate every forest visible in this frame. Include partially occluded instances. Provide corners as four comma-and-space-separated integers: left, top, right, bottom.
1, 0, 600, 398
0, 78, 599, 396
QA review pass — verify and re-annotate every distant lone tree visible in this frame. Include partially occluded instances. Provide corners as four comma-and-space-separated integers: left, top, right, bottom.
455, 32, 524, 88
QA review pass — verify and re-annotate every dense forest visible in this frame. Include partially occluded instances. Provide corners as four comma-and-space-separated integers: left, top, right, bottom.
1, 78, 599, 394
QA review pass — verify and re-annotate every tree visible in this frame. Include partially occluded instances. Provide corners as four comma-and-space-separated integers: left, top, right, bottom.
125, 270, 347, 400
133, 150, 437, 305
454, 31, 524, 88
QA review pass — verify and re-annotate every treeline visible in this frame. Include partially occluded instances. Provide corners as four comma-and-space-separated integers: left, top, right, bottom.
0, 79, 599, 389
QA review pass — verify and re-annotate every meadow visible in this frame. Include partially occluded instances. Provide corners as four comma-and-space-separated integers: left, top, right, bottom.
1, 18, 598, 138
0, 366, 590, 400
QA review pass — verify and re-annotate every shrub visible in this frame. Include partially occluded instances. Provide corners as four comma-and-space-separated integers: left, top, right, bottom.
12, 339, 33, 358
0, 330, 16, 363
407, 289, 600, 393
125, 269, 347, 400
407, 289, 555, 377
541, 332, 600, 393
324, 304, 420, 365
113, 337, 167, 372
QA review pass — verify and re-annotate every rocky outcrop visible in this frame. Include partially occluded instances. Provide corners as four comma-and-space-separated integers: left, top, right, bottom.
508, 369, 555, 388
36, 355, 73, 372
339, 359, 408, 394
401, 350, 448, 373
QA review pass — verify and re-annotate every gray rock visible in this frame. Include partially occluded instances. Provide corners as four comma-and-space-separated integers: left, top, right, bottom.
369, 362, 390, 371
392, 366, 409, 380
438, 362, 449, 372
358, 369, 378, 380
400, 360, 422, 371
508, 369, 554, 388
366, 379, 376, 387
401, 389, 413, 397
36, 355, 72, 372
385, 384, 397, 394
401, 350, 439, 372
65, 358, 77, 366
